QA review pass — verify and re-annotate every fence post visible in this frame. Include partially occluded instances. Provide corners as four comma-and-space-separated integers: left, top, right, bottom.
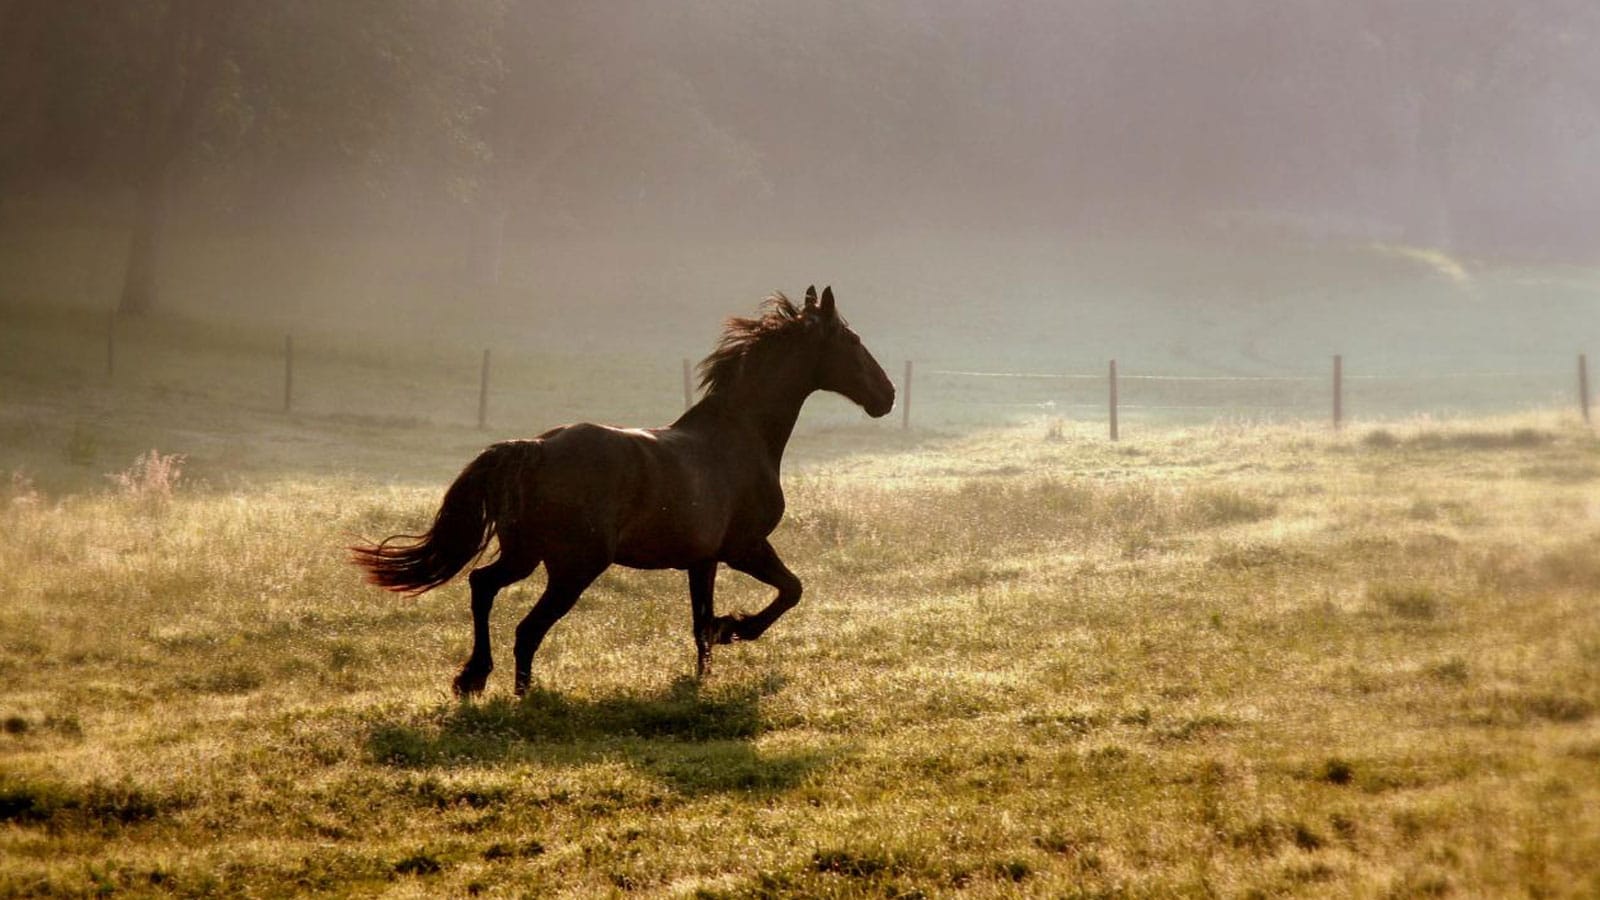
1108, 359, 1119, 441
1580, 353, 1591, 425
283, 335, 294, 413
1332, 354, 1343, 430
902, 360, 913, 430
105, 311, 116, 380
682, 358, 693, 410
478, 348, 491, 429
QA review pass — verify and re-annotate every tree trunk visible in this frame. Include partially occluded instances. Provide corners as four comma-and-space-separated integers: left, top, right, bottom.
118, 0, 220, 316
119, 160, 175, 315
0, 0, 51, 228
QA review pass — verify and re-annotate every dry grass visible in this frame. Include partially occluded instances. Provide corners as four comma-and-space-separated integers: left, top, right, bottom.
2, 413, 1599, 897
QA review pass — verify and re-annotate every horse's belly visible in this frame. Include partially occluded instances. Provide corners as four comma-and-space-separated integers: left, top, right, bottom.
612, 506, 723, 569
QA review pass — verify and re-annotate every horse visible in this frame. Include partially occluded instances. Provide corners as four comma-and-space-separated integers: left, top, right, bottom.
351, 286, 895, 696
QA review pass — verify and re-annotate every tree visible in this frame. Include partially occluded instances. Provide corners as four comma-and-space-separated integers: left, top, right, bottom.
119, 0, 232, 315
1345, 0, 1600, 250
117, 0, 502, 315
0, 0, 51, 224
0, 1, 503, 315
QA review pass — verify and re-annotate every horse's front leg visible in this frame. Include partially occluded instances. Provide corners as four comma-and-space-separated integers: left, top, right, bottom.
688, 560, 718, 677
720, 540, 802, 643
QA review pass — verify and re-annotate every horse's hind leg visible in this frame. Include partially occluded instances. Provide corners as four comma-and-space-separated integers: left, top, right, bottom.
454, 553, 539, 697
512, 556, 607, 697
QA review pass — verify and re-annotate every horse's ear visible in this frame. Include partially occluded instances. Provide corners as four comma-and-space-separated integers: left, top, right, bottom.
820, 286, 836, 317
804, 285, 818, 311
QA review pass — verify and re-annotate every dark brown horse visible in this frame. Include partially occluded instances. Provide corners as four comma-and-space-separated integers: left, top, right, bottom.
352, 286, 894, 696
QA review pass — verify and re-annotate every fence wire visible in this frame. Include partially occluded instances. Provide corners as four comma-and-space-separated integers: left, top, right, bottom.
913, 359, 1587, 427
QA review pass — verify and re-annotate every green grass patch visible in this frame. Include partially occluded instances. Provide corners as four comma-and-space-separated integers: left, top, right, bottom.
0, 775, 187, 830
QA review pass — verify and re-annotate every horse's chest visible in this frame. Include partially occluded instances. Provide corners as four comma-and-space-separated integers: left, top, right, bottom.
731, 481, 785, 536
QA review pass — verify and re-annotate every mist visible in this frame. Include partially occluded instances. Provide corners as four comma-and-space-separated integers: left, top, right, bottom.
3, 1, 1597, 351
8, 6, 1600, 889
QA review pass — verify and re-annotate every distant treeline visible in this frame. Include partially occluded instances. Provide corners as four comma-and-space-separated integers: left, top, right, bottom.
1, 1, 1597, 313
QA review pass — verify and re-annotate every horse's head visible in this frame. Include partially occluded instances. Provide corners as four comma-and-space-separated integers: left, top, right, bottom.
805, 285, 895, 418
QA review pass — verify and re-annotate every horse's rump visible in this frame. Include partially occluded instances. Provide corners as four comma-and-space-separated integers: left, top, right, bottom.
351, 439, 541, 594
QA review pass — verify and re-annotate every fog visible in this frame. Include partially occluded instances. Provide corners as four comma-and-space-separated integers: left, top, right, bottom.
2, 1, 1598, 362
7, 8, 1600, 887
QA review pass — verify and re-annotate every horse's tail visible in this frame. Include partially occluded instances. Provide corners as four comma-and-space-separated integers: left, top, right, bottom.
351, 440, 540, 595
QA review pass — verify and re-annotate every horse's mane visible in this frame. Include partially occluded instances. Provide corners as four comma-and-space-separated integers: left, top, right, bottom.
697, 293, 808, 396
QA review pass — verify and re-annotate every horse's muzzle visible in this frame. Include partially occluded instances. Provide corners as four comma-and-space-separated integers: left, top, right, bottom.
864, 385, 896, 418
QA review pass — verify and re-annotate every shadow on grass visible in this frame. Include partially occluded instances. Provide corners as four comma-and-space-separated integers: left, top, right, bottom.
366, 675, 830, 795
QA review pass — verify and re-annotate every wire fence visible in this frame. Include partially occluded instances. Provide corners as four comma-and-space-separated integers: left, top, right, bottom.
897, 354, 1593, 437
86, 312, 1591, 438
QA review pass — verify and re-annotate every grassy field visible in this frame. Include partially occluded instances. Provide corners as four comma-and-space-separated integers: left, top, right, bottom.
2, 248, 1598, 896
4, 402, 1600, 896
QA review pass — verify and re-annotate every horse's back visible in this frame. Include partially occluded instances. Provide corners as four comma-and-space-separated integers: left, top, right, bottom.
525, 421, 732, 567
533, 421, 705, 483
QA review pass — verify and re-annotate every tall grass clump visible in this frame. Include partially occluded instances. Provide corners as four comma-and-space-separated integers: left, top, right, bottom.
1180, 485, 1276, 527
1367, 581, 1443, 620
5, 471, 40, 507
106, 449, 185, 508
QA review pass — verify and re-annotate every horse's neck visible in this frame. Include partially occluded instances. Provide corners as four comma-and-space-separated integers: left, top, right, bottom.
677, 373, 813, 465
746, 389, 810, 462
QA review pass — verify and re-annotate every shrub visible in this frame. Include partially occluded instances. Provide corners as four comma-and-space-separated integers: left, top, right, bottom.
1321, 758, 1355, 785
393, 851, 443, 876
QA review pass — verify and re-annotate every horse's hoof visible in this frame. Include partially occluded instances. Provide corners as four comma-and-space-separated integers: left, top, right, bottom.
452, 667, 490, 698
711, 615, 745, 645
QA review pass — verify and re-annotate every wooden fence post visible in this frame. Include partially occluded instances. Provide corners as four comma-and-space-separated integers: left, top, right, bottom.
902, 360, 913, 430
283, 335, 294, 413
682, 358, 693, 410
1580, 353, 1591, 425
478, 348, 491, 429
1108, 359, 1119, 441
1332, 354, 1343, 430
